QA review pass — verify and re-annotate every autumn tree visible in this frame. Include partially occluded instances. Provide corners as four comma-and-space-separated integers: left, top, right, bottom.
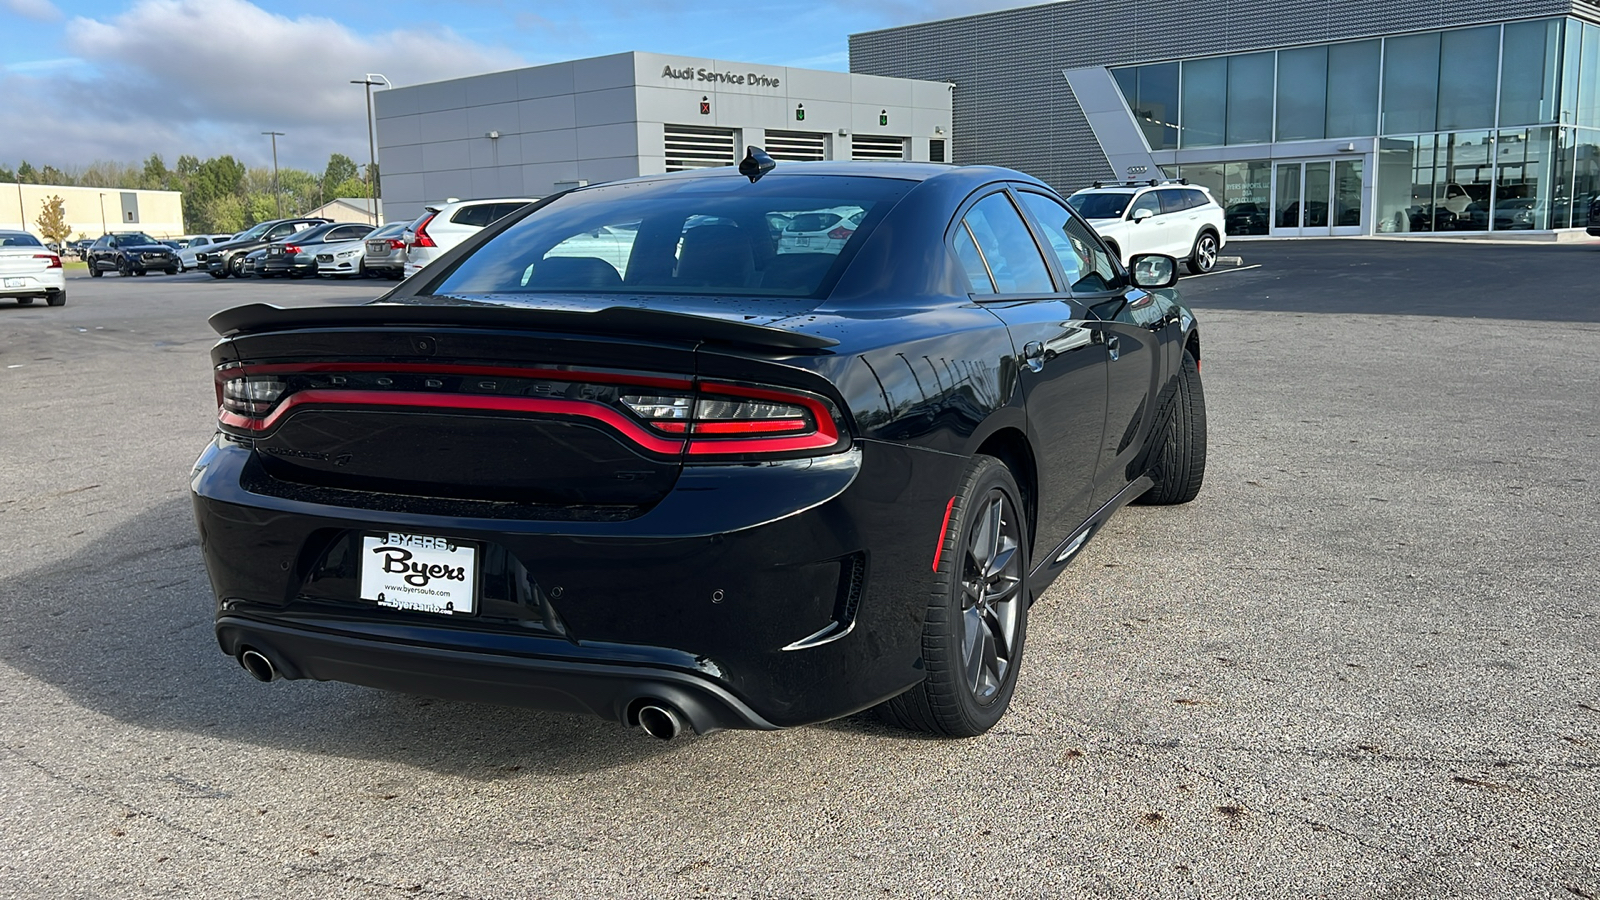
35, 195, 72, 245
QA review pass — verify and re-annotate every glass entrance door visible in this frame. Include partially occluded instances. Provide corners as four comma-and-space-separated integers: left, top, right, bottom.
1272, 159, 1364, 236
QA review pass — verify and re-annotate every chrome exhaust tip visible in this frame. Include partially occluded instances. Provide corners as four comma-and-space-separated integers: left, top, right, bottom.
636, 703, 683, 740
238, 648, 278, 683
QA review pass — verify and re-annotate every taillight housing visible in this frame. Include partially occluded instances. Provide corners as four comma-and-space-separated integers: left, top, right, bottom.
411, 214, 438, 248
34, 254, 62, 268
216, 372, 287, 417
827, 226, 854, 241
621, 383, 844, 457
387, 238, 405, 250
282, 244, 301, 255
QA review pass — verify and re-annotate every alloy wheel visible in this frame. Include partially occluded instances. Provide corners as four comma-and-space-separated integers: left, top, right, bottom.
959, 488, 1024, 704
1196, 235, 1218, 271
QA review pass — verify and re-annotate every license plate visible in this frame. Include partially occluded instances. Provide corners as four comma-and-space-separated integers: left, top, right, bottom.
269, 247, 282, 256
366, 241, 385, 253
359, 532, 478, 615
2, 278, 21, 288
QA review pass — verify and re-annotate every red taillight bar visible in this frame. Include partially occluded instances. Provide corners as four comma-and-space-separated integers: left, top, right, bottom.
216, 366, 848, 459
34, 254, 62, 268
411, 213, 437, 248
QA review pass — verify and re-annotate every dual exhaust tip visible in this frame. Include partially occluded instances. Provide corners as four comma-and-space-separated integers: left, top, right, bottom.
238, 647, 688, 741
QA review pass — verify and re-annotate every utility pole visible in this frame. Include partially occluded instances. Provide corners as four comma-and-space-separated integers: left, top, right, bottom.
98, 192, 107, 234
350, 75, 389, 224
262, 131, 285, 217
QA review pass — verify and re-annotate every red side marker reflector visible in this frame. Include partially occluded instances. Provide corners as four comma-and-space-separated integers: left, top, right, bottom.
931, 496, 956, 572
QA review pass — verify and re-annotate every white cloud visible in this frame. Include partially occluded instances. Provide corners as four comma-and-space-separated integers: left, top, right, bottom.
0, 0, 524, 171
2, 0, 61, 22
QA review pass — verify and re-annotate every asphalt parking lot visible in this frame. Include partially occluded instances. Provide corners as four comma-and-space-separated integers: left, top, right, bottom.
2, 244, 1598, 898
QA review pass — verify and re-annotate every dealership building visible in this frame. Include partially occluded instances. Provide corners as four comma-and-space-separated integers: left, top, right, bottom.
374, 52, 953, 225
851, 0, 1600, 238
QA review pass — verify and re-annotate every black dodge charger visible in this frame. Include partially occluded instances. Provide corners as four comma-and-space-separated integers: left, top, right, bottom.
192, 158, 1206, 739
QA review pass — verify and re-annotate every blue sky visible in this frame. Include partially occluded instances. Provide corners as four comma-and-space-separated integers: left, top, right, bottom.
0, 0, 1014, 174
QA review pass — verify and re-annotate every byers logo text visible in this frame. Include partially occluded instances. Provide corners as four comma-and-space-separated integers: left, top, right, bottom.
371, 534, 468, 588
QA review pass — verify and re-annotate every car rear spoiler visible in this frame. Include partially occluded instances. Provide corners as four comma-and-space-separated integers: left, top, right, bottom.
208, 302, 839, 351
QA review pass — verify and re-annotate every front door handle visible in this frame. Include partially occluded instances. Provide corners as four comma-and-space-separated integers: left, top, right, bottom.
1098, 334, 1120, 361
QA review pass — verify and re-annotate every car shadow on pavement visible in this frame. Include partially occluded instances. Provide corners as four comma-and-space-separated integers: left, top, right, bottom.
0, 498, 704, 777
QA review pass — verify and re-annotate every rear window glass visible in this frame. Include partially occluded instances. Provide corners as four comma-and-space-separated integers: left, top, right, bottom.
433, 174, 911, 298
0, 233, 43, 247
451, 204, 498, 227
1067, 193, 1132, 219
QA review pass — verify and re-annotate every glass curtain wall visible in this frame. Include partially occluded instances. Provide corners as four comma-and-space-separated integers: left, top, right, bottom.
1110, 18, 1599, 233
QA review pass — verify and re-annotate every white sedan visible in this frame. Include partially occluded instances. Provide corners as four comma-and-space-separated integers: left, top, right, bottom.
314, 238, 371, 278
0, 231, 66, 306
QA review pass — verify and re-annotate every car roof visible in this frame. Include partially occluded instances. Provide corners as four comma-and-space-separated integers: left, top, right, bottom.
568, 161, 1051, 201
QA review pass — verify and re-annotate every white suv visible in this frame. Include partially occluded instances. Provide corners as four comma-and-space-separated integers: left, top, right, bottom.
403, 198, 537, 278
1066, 181, 1225, 274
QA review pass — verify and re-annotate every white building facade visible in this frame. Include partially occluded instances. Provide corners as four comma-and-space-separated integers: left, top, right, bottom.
2, 183, 184, 240
374, 52, 954, 224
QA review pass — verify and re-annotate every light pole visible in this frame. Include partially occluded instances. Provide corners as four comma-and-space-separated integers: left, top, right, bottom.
350, 74, 390, 224
98, 192, 107, 234
262, 131, 285, 217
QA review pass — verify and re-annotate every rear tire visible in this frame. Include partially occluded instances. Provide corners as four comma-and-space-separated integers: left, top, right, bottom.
1187, 231, 1219, 274
1135, 349, 1206, 505
16, 297, 33, 305
879, 455, 1030, 737
89, 262, 103, 278
45, 290, 65, 307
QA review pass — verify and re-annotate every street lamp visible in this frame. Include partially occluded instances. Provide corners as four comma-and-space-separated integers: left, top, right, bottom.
98, 192, 107, 234
350, 74, 390, 224
262, 131, 285, 218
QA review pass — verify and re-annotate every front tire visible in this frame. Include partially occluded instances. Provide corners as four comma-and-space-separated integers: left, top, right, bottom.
880, 455, 1030, 737
89, 261, 103, 278
1188, 231, 1219, 274
1136, 349, 1207, 505
230, 255, 248, 278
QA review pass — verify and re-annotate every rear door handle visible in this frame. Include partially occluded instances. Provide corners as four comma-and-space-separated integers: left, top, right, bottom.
1093, 333, 1121, 361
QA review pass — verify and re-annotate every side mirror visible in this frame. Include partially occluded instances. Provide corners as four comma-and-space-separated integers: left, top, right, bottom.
1131, 208, 1154, 223
1128, 253, 1178, 289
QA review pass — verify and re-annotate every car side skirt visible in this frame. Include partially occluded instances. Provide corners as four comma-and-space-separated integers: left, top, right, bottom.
1026, 474, 1153, 597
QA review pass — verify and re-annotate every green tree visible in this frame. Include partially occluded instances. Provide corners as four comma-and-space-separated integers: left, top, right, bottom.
35, 195, 72, 244
39, 165, 69, 185
183, 155, 247, 231
367, 162, 380, 199
176, 154, 200, 178
203, 194, 249, 234
322, 153, 358, 188
0, 164, 14, 183
16, 161, 37, 183
325, 177, 369, 200
142, 154, 170, 190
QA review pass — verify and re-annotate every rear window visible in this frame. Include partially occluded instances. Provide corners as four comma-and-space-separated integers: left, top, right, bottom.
1067, 193, 1132, 219
432, 174, 911, 298
0, 233, 43, 247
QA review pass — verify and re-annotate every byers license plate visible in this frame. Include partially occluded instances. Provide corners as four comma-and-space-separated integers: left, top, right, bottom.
360, 532, 477, 615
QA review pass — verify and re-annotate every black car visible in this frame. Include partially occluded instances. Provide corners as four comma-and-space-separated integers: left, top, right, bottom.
86, 232, 180, 277
256, 222, 375, 278
198, 217, 331, 279
1587, 195, 1600, 237
192, 158, 1206, 740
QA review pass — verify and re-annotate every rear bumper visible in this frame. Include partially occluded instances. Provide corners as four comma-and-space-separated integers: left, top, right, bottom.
191, 435, 967, 729
217, 616, 777, 733
0, 271, 66, 295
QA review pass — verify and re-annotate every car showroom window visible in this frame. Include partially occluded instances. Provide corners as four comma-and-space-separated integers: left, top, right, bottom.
960, 193, 1055, 294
